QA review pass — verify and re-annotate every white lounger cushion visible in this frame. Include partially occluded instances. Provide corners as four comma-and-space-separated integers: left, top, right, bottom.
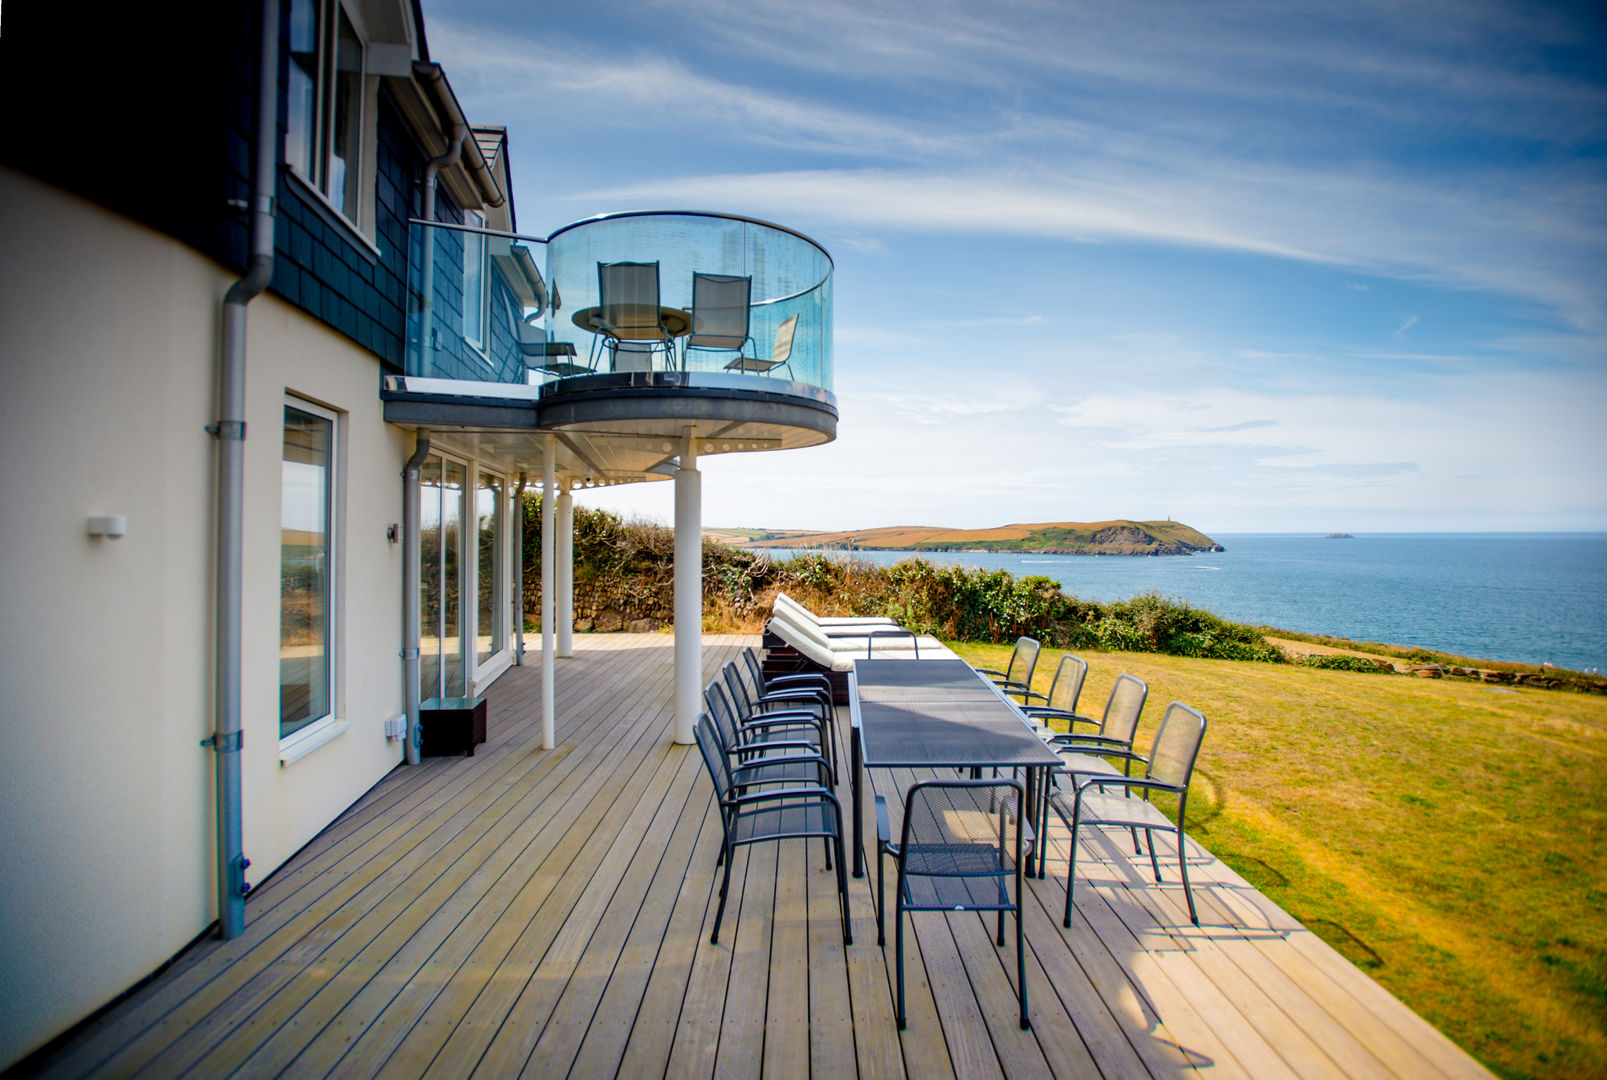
767, 610, 952, 669
773, 591, 900, 630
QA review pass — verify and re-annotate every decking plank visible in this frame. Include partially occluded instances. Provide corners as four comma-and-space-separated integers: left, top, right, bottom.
27, 634, 1497, 1080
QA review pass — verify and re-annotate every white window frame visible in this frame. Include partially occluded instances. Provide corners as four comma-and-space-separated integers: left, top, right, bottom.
470, 466, 513, 689
285, 0, 369, 233
279, 395, 342, 751
462, 209, 492, 363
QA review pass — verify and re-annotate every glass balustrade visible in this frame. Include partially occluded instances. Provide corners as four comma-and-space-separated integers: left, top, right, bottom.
405, 212, 833, 400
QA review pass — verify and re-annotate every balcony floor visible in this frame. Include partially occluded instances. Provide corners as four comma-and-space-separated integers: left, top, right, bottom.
34, 634, 1491, 1079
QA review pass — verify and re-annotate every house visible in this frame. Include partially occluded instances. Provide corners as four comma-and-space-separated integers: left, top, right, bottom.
0, 0, 836, 1068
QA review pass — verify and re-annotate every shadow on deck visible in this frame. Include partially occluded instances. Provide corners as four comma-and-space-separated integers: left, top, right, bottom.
30, 634, 1491, 1079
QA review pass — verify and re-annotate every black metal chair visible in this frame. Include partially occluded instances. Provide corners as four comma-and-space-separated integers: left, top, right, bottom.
741, 645, 832, 701
595, 260, 674, 366
699, 706, 833, 794
695, 718, 851, 945
726, 313, 797, 376
723, 658, 837, 772
1051, 701, 1208, 927
974, 636, 1041, 702
704, 679, 832, 783
685, 272, 752, 367
1020, 653, 1094, 731
876, 778, 1031, 1030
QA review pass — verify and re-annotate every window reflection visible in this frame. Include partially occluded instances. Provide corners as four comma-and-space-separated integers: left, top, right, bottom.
477, 472, 504, 666
281, 404, 333, 737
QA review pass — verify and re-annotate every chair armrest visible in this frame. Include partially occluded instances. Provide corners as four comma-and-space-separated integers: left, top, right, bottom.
741, 712, 825, 733
739, 717, 825, 742
732, 738, 820, 758
753, 696, 830, 720
1024, 708, 1095, 725
973, 666, 1007, 679
1053, 738, 1142, 757
763, 672, 832, 690
1072, 774, 1182, 797
864, 629, 919, 658
1017, 688, 1050, 704
875, 794, 892, 845
724, 786, 836, 809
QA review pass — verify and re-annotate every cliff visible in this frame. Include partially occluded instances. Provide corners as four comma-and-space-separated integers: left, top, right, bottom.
726, 519, 1224, 556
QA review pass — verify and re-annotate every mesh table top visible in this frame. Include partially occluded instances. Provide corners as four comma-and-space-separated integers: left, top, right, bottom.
852, 660, 1061, 770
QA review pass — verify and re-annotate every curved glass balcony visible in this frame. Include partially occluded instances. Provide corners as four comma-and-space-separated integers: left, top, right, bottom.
404, 212, 833, 401
542, 211, 833, 398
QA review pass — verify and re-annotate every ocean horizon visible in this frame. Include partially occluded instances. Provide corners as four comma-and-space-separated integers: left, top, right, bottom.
746, 532, 1607, 673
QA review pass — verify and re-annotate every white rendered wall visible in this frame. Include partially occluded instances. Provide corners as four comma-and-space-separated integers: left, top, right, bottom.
0, 168, 407, 1068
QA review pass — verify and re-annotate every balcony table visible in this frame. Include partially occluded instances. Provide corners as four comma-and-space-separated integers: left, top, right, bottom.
849, 658, 1061, 879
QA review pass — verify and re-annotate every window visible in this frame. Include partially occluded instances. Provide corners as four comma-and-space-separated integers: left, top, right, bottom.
476, 471, 506, 667
286, 0, 364, 219
419, 454, 467, 700
463, 209, 489, 355
281, 400, 338, 739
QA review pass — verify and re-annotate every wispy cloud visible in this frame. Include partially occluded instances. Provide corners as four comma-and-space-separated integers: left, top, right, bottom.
1394, 314, 1419, 337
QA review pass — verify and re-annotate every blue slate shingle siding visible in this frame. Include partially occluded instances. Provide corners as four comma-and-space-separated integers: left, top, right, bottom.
268, 86, 420, 369
0, 0, 523, 381
409, 192, 529, 384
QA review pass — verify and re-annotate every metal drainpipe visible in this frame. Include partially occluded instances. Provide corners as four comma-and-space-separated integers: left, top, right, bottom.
402, 433, 431, 765
417, 123, 466, 373
209, 0, 278, 941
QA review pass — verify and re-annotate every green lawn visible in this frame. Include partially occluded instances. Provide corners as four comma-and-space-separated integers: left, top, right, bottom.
950, 642, 1607, 1080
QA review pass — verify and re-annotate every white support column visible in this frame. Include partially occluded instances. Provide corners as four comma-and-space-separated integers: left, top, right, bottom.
541, 437, 556, 750
672, 430, 702, 745
556, 486, 574, 658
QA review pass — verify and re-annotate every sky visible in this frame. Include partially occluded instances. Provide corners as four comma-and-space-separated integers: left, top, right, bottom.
424, 0, 1606, 534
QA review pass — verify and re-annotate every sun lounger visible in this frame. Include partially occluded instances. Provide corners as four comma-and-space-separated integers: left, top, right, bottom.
773, 592, 901, 637
763, 608, 952, 703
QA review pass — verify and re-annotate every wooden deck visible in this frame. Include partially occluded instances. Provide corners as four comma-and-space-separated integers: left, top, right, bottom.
33, 634, 1493, 1079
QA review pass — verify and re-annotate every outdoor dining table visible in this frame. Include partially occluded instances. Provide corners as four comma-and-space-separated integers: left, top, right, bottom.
849, 657, 1063, 878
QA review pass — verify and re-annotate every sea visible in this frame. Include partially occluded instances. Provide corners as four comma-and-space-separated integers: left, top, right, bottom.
749, 534, 1607, 673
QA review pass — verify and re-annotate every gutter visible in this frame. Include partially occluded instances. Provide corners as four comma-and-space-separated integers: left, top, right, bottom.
208, 0, 279, 941
412, 62, 505, 210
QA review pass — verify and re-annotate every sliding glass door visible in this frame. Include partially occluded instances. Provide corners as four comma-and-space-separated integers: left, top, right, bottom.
420, 453, 509, 699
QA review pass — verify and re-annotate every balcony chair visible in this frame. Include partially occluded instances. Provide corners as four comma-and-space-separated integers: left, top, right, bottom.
595, 260, 675, 366
695, 718, 851, 946
726, 313, 797, 376
974, 636, 1041, 702
1020, 653, 1094, 732
510, 307, 588, 377
609, 340, 657, 373
685, 272, 752, 367
1051, 701, 1208, 927
877, 778, 1031, 1030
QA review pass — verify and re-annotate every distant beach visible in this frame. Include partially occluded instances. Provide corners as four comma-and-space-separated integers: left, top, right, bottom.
750, 533, 1607, 673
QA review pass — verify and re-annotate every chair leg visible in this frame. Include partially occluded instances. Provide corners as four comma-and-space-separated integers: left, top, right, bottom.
895, 896, 907, 1030
711, 849, 733, 945
823, 835, 833, 872
1147, 827, 1164, 882
1177, 830, 1199, 925
1017, 903, 1030, 1030
835, 830, 853, 945
1063, 805, 1082, 928
876, 846, 886, 946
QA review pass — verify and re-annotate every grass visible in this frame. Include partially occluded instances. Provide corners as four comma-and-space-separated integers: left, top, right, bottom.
950, 641, 1607, 1080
